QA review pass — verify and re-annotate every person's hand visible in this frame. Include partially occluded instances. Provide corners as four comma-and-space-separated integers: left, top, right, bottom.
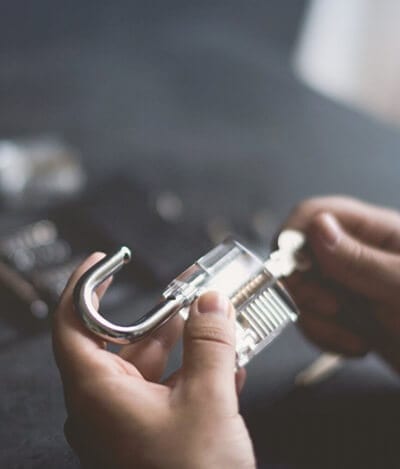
53, 253, 255, 469
280, 196, 400, 371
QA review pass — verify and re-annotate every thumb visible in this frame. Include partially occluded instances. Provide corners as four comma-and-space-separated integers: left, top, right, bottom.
309, 212, 400, 304
181, 291, 237, 411
52, 252, 112, 380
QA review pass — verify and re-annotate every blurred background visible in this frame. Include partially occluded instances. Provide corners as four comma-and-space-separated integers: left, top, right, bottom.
1, 1, 400, 468
296, 0, 400, 125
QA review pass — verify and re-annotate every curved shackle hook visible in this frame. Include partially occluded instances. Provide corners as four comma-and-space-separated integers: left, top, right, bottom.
73, 247, 184, 344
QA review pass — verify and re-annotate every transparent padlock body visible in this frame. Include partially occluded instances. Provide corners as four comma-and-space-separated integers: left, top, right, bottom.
163, 238, 299, 367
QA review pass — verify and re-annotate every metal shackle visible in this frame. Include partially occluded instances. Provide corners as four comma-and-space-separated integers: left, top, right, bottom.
73, 247, 184, 344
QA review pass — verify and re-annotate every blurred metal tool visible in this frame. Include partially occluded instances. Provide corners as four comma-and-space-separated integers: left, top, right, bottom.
0, 220, 58, 253
0, 260, 48, 319
0, 220, 76, 320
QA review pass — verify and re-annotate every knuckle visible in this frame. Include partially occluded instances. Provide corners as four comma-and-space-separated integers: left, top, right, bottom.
183, 379, 229, 407
187, 316, 234, 348
380, 224, 400, 251
350, 239, 365, 265
190, 325, 234, 348
289, 197, 330, 225
291, 198, 317, 218
290, 195, 360, 226
327, 194, 359, 205
381, 207, 400, 219
336, 238, 365, 277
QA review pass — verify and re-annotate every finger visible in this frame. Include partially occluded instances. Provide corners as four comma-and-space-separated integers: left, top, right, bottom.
181, 291, 237, 412
283, 196, 400, 250
163, 368, 182, 389
167, 366, 247, 396
235, 368, 247, 395
52, 253, 113, 379
119, 313, 184, 382
308, 213, 400, 304
298, 312, 370, 357
95, 276, 113, 304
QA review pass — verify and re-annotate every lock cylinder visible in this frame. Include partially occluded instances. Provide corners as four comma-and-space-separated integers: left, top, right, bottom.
162, 238, 299, 367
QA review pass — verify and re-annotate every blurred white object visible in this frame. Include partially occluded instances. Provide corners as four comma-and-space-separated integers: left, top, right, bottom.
294, 0, 400, 124
295, 353, 344, 386
0, 137, 86, 208
155, 191, 184, 223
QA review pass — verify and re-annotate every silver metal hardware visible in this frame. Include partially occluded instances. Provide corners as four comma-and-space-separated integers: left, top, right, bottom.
74, 230, 310, 366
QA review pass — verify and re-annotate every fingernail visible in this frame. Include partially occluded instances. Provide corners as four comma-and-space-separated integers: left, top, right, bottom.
317, 213, 342, 248
197, 291, 230, 316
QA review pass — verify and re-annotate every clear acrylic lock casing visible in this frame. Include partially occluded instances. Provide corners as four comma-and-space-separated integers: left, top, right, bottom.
163, 238, 299, 367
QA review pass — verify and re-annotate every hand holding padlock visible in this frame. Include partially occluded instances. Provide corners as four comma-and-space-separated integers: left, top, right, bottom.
74, 230, 311, 367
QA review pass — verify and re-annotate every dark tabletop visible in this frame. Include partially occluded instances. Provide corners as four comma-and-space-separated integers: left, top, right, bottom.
1, 2, 400, 468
